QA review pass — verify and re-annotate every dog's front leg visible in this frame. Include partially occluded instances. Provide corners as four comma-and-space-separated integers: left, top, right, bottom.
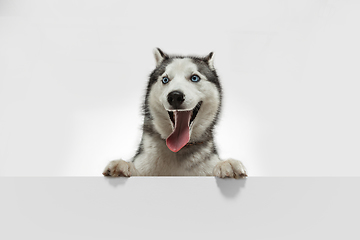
213, 159, 248, 179
102, 160, 139, 177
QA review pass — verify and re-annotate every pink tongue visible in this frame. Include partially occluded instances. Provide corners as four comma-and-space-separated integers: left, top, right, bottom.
166, 111, 191, 152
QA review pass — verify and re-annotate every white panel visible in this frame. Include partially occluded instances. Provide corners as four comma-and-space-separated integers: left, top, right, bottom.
0, 177, 359, 240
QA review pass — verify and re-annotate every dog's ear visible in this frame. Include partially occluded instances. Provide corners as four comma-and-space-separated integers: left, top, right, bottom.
204, 52, 215, 70
153, 48, 169, 67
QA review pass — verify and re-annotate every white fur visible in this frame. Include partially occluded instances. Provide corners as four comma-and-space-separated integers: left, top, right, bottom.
133, 134, 219, 176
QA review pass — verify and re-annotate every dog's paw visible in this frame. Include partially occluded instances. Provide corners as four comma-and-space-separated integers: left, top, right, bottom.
213, 159, 248, 179
102, 160, 139, 177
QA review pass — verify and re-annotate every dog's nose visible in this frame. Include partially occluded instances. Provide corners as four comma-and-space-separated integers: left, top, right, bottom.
167, 91, 185, 109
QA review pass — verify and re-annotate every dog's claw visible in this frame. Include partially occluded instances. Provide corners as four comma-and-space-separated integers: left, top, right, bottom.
102, 169, 110, 176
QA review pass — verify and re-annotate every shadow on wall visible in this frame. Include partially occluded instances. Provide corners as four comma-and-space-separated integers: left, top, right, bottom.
216, 178, 247, 198
105, 177, 129, 187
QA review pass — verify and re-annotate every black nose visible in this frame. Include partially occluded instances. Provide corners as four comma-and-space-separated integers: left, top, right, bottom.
167, 91, 185, 109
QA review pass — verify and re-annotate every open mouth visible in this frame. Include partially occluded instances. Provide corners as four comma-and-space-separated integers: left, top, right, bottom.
166, 101, 202, 153
167, 101, 202, 129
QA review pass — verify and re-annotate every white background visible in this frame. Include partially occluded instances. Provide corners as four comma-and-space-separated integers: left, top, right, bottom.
1, 0, 360, 176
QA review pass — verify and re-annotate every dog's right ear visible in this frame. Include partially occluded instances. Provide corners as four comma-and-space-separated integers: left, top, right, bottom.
204, 52, 215, 70
153, 48, 169, 67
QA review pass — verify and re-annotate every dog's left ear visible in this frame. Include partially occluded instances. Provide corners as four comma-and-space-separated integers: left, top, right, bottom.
153, 48, 169, 67
204, 52, 215, 70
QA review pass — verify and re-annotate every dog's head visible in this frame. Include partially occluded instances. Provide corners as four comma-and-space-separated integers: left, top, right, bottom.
144, 48, 222, 152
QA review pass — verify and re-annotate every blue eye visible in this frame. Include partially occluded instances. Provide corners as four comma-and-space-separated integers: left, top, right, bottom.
162, 77, 169, 84
190, 75, 200, 82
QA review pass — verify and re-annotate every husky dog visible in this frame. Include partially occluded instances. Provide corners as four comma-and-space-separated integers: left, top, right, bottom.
103, 49, 247, 178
